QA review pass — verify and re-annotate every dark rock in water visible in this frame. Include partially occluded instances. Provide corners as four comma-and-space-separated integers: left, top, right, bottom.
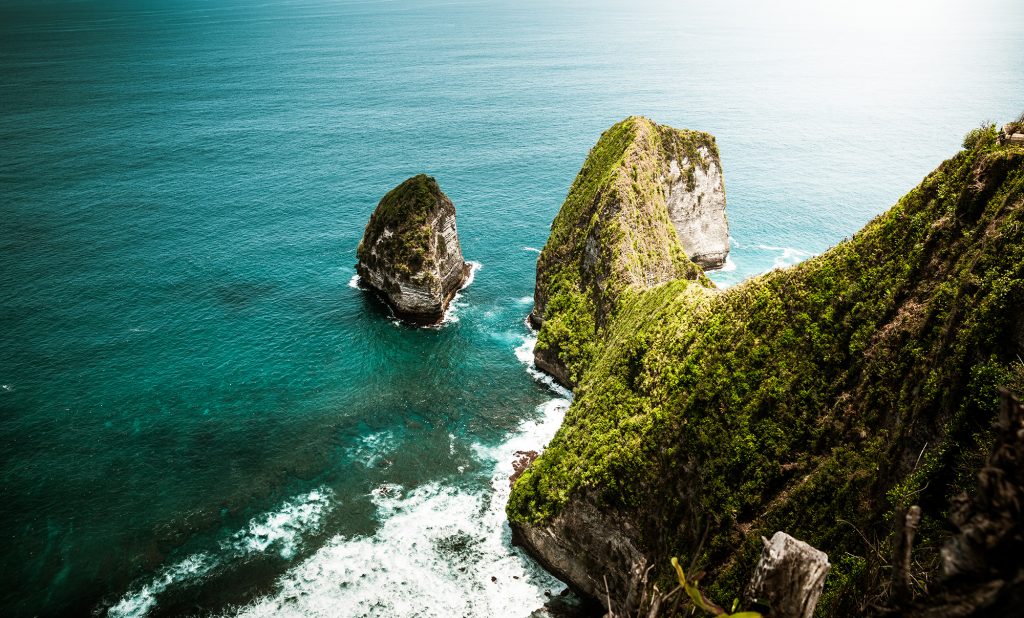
356, 174, 469, 324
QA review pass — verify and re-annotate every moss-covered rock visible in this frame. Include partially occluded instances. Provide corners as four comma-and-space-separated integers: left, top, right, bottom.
509, 126, 1024, 615
356, 174, 469, 324
529, 116, 728, 387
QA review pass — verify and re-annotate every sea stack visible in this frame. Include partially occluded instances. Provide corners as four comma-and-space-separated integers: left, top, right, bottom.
356, 174, 469, 324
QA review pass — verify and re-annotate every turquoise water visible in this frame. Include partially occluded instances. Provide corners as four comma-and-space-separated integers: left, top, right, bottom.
2, 0, 1022, 615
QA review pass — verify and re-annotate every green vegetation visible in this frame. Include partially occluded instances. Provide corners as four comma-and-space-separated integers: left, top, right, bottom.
672, 557, 762, 618
357, 174, 446, 278
962, 122, 996, 150
532, 117, 715, 385
510, 126, 1024, 613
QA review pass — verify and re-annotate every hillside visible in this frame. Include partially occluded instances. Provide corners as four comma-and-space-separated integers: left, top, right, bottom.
509, 124, 1024, 615
529, 116, 727, 387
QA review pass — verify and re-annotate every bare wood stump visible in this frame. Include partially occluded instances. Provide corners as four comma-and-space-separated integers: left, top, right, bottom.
745, 531, 831, 618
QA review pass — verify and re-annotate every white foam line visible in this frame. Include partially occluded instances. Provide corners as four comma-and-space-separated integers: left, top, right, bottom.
109, 488, 334, 618
514, 334, 572, 400
226, 400, 570, 618
346, 429, 397, 468
437, 261, 483, 327
461, 260, 482, 289
348, 274, 361, 290
754, 245, 814, 270
109, 553, 217, 618
522, 246, 542, 254
226, 488, 334, 561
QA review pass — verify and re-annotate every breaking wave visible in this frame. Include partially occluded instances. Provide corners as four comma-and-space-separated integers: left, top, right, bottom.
438, 261, 483, 326
225, 390, 570, 617
109, 489, 334, 618
756, 244, 814, 269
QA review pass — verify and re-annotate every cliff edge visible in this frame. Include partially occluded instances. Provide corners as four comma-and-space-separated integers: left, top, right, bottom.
356, 174, 469, 324
529, 116, 729, 387
509, 125, 1024, 615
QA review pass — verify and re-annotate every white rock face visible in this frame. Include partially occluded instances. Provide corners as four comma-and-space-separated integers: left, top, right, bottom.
664, 147, 729, 269
745, 532, 831, 618
356, 175, 468, 323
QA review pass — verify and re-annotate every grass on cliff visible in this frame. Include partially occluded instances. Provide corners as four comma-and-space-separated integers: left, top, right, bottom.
510, 126, 1024, 613
533, 116, 715, 385
356, 174, 446, 278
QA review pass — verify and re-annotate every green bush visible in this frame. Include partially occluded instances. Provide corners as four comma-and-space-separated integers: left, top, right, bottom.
962, 122, 995, 150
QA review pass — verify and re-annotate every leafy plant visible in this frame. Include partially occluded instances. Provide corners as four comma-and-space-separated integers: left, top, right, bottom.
962, 122, 995, 150
671, 557, 762, 618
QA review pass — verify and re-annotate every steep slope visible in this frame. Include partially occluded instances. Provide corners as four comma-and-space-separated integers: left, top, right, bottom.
530, 116, 729, 387
356, 174, 469, 323
509, 127, 1024, 615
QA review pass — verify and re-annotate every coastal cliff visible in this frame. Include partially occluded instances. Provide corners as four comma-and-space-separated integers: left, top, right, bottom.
356, 174, 469, 324
529, 116, 728, 387
510, 125, 1024, 615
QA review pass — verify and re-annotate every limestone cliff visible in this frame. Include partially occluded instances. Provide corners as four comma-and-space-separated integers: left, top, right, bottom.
665, 146, 729, 269
529, 116, 729, 387
509, 126, 1024, 615
356, 175, 469, 324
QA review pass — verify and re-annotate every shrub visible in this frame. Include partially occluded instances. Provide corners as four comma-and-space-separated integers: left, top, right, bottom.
962, 122, 995, 150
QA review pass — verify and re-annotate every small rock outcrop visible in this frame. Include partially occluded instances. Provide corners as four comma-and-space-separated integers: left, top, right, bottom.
745, 532, 831, 618
999, 115, 1024, 145
356, 175, 469, 324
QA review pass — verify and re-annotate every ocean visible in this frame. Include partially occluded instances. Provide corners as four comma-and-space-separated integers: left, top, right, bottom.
1, 0, 1022, 615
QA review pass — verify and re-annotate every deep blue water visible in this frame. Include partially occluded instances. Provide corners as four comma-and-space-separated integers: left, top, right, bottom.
1, 0, 1022, 615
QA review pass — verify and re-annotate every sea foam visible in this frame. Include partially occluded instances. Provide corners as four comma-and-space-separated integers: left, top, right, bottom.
757, 244, 814, 269
225, 402, 570, 618
437, 260, 482, 326
514, 334, 572, 400
109, 488, 334, 618
222, 331, 572, 618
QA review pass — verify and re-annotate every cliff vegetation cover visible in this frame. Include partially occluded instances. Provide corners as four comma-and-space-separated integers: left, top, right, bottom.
531, 116, 716, 386
510, 124, 1024, 613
